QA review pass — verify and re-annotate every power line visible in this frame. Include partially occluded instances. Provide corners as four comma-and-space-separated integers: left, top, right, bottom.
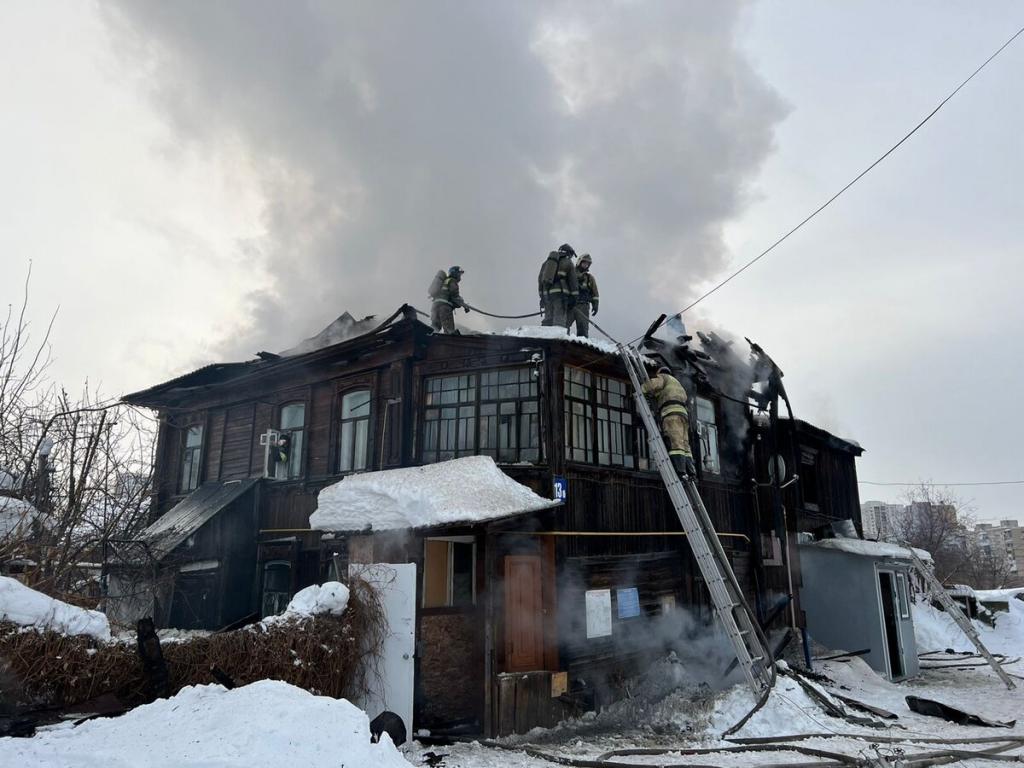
859, 480, 1024, 487
629, 23, 1024, 344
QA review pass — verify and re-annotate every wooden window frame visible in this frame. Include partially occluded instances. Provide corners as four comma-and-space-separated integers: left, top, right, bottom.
179, 424, 204, 493
337, 388, 372, 474
563, 366, 648, 470
274, 401, 307, 480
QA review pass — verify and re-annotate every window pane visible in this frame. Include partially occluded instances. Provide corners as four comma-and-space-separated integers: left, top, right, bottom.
342, 390, 371, 419
281, 403, 305, 429
288, 430, 304, 477
340, 422, 354, 471
354, 419, 368, 470
186, 425, 203, 448
451, 542, 474, 606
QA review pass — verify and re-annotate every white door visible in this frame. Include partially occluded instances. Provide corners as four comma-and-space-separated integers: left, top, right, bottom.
349, 563, 416, 738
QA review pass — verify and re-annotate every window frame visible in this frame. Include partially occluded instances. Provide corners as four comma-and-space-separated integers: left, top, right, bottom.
563, 365, 649, 470
799, 445, 821, 511
261, 560, 293, 618
179, 424, 204, 493
695, 396, 721, 476
421, 535, 476, 610
274, 401, 307, 480
338, 388, 372, 474
420, 367, 540, 465
896, 572, 910, 619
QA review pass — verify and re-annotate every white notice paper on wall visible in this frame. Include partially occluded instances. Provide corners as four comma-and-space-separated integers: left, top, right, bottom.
585, 589, 612, 638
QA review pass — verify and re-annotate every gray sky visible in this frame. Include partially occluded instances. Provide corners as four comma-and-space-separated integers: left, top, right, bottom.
1, 1, 1021, 520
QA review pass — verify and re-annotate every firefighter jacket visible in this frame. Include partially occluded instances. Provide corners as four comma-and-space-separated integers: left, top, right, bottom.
578, 271, 599, 310
641, 372, 689, 419
538, 252, 579, 299
433, 276, 465, 308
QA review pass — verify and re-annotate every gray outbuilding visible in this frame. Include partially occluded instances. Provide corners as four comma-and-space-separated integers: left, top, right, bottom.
799, 538, 924, 681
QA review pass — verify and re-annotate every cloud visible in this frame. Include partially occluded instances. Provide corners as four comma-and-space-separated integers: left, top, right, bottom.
101, 1, 786, 355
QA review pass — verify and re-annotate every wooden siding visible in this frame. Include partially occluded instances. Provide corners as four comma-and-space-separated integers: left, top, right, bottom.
221, 404, 255, 479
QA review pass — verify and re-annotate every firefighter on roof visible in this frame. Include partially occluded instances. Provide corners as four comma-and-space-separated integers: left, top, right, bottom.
572, 253, 599, 337
428, 266, 469, 334
538, 243, 578, 329
641, 366, 696, 478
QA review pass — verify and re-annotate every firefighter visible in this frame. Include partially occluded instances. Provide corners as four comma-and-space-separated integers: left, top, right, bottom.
430, 266, 469, 334
572, 253, 599, 337
538, 243, 578, 329
641, 366, 696, 477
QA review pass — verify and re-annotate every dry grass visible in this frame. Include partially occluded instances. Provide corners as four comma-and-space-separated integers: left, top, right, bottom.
0, 578, 386, 712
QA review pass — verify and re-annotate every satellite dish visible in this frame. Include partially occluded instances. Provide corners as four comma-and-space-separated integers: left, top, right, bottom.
768, 455, 787, 484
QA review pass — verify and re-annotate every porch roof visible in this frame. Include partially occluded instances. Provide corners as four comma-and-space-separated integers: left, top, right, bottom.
141, 478, 259, 561
802, 537, 932, 562
310, 456, 558, 533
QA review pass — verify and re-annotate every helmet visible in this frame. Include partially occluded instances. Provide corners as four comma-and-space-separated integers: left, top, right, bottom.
657, 366, 672, 376
558, 243, 576, 256
448, 265, 464, 277
579, 253, 592, 265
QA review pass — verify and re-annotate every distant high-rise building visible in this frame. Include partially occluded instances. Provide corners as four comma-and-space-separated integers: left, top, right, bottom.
973, 519, 1024, 577
860, 500, 905, 542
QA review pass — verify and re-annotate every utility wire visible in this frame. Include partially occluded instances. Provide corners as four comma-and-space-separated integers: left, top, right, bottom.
859, 480, 1024, 487
623, 23, 1024, 347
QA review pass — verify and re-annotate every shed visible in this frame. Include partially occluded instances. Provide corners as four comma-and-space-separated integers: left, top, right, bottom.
799, 538, 924, 681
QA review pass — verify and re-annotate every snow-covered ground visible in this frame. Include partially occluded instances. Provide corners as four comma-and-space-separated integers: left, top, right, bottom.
0, 576, 110, 640
404, 596, 1024, 767
2, 680, 412, 768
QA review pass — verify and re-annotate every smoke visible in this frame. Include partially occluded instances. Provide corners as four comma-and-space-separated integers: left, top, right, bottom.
100, 2, 786, 359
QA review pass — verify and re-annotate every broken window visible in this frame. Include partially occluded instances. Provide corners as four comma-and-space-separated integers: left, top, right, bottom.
179, 425, 204, 493
423, 369, 539, 464
695, 397, 720, 475
563, 367, 645, 468
275, 402, 305, 479
261, 560, 292, 617
339, 389, 371, 472
422, 537, 475, 608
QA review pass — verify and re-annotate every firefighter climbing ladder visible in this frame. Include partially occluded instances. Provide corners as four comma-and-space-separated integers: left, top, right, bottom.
618, 344, 774, 695
902, 545, 1016, 690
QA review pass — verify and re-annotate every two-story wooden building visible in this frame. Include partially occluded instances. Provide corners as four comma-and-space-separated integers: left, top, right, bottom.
115, 305, 864, 735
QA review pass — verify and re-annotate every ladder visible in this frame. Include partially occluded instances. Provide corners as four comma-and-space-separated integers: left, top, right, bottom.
619, 344, 774, 694
903, 545, 1016, 690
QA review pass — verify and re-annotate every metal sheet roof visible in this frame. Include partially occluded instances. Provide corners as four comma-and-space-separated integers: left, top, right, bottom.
141, 478, 258, 561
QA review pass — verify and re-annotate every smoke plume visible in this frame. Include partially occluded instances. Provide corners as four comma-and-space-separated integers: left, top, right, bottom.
102, 2, 786, 358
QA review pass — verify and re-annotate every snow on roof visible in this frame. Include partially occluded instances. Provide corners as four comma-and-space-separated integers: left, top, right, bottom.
310, 456, 558, 532
497, 325, 624, 356
0, 576, 111, 640
0, 495, 45, 538
0, 679, 412, 768
974, 587, 1024, 602
803, 537, 933, 562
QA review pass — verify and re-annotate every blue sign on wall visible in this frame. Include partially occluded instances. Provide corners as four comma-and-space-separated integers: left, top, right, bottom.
616, 587, 641, 619
553, 476, 568, 502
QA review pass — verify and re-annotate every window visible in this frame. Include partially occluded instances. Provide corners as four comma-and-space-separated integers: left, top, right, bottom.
799, 446, 820, 511
261, 561, 292, 617
339, 390, 371, 472
422, 369, 539, 464
180, 425, 203, 493
422, 537, 475, 608
275, 403, 305, 479
695, 397, 721, 475
563, 367, 646, 469
896, 572, 910, 619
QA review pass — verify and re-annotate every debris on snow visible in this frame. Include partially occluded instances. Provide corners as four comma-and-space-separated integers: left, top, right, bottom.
0, 576, 110, 640
311, 455, 558, 532
0, 680, 413, 768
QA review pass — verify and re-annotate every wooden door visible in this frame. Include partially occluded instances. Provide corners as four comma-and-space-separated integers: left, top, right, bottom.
504, 555, 544, 672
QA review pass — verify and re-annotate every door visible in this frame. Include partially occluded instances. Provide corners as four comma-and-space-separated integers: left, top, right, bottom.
350, 563, 416, 738
878, 571, 904, 679
504, 555, 544, 672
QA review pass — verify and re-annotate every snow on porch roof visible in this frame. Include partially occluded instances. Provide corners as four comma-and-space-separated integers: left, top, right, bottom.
310, 456, 559, 533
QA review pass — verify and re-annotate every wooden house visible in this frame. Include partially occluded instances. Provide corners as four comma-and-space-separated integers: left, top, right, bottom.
117, 305, 865, 735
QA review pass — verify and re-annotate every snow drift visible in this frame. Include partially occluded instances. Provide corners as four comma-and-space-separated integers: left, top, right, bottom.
311, 455, 558, 532
1, 679, 412, 768
0, 576, 110, 640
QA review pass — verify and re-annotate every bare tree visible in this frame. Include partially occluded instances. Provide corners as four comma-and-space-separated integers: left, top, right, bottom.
0, 267, 155, 604
894, 483, 974, 585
